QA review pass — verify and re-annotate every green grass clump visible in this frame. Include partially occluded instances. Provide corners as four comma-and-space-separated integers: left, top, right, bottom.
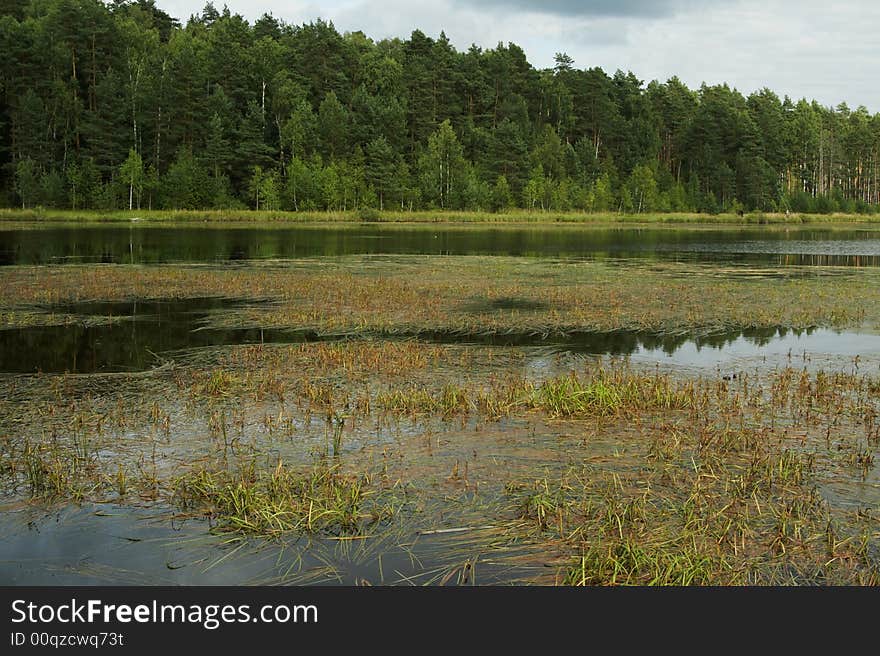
20, 442, 87, 500
372, 371, 693, 421
509, 426, 879, 586
375, 383, 474, 416
190, 369, 240, 397
535, 377, 624, 417
565, 540, 724, 586
531, 371, 694, 418
173, 460, 397, 536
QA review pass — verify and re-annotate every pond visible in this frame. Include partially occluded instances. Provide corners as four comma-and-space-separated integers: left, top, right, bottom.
2, 221, 880, 586
3, 222, 880, 266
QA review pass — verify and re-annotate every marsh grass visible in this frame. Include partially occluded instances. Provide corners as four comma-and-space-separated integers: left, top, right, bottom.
2, 355, 878, 585
2, 258, 876, 336
369, 368, 693, 422
509, 413, 879, 585
173, 459, 401, 537
533, 371, 693, 417
3, 279, 880, 585
20, 441, 91, 500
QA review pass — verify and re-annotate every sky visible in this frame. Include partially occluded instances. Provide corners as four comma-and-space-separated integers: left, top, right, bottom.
159, 0, 880, 112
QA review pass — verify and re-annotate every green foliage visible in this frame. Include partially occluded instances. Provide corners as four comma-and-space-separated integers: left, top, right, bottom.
419, 120, 467, 209
284, 156, 317, 211
163, 148, 210, 209
358, 207, 381, 221
236, 101, 275, 185
628, 163, 658, 213
281, 100, 317, 161
13, 158, 39, 209
523, 165, 546, 211
39, 169, 66, 208
317, 91, 348, 161
119, 149, 145, 210
365, 136, 397, 210
589, 173, 615, 213
1, 1, 879, 214
248, 165, 280, 210
491, 175, 513, 212
65, 161, 100, 211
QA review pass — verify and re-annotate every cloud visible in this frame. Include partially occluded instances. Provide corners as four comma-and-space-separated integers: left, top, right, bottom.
330, 0, 630, 50
450, 0, 719, 19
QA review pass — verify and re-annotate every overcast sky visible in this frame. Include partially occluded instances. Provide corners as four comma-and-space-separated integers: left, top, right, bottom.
159, 0, 880, 112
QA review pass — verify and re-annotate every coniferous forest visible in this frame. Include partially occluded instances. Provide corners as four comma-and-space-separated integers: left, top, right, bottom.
3, 0, 880, 215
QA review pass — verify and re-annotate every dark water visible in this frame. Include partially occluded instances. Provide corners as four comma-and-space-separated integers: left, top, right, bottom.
0, 298, 321, 373
0, 505, 542, 585
3, 297, 879, 374
3, 223, 880, 266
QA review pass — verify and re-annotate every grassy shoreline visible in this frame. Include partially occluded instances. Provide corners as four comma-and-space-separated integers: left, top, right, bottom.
2, 207, 880, 225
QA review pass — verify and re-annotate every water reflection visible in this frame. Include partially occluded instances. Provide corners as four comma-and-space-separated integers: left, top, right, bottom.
3, 224, 880, 266
2, 298, 878, 373
0, 298, 317, 373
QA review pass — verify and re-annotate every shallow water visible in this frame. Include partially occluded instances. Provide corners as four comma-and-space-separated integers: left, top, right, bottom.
3, 223, 880, 266
3, 297, 878, 374
0, 298, 317, 373
3, 223, 880, 585
593, 326, 880, 372
0, 504, 546, 585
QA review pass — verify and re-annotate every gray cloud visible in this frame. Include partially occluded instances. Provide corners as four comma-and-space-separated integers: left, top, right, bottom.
450, 0, 712, 18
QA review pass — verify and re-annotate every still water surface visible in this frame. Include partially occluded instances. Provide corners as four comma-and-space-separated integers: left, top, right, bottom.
3, 222, 880, 266
2, 298, 878, 373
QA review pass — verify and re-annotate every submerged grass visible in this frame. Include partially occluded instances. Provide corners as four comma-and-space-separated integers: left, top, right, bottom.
370, 369, 693, 421
507, 378, 880, 586
534, 371, 693, 417
512, 456, 878, 586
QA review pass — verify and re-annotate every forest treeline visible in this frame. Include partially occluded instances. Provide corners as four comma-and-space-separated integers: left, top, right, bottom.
2, 0, 880, 214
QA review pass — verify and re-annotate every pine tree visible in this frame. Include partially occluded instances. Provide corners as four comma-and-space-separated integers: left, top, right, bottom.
365, 137, 397, 209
